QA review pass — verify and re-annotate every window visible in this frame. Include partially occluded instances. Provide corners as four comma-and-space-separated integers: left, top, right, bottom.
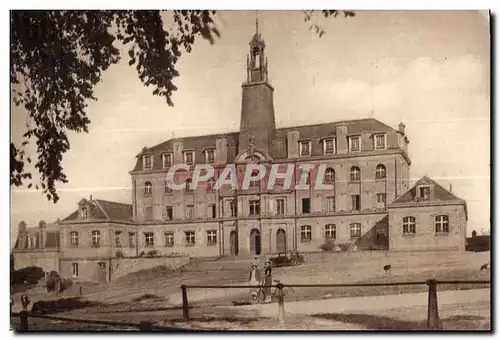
324, 168, 335, 183
302, 198, 311, 214
250, 170, 260, 187
374, 134, 386, 150
351, 195, 360, 211
166, 206, 173, 220
349, 136, 361, 152
420, 186, 431, 201
185, 179, 193, 192
128, 232, 135, 248
91, 230, 100, 247
80, 207, 88, 219
207, 178, 216, 191
115, 231, 122, 248
144, 181, 153, 196
186, 205, 194, 219
70, 231, 79, 246
185, 231, 195, 245
144, 232, 155, 247
326, 196, 335, 213
435, 215, 449, 233
375, 164, 386, 179
276, 198, 286, 215
301, 225, 312, 241
165, 232, 174, 247
164, 180, 173, 194
143, 155, 153, 170
230, 200, 237, 217
376, 193, 386, 206
350, 223, 361, 238
162, 153, 172, 168
207, 230, 217, 245
323, 138, 336, 154
27, 235, 36, 248
72, 263, 79, 278
145, 207, 153, 221
299, 141, 311, 156
205, 149, 215, 164
249, 200, 260, 216
325, 224, 336, 240
184, 151, 194, 165
403, 217, 416, 234
350, 166, 361, 181
209, 204, 216, 218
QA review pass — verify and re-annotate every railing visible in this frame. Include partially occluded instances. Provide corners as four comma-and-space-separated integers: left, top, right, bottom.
10, 310, 185, 332
180, 279, 491, 330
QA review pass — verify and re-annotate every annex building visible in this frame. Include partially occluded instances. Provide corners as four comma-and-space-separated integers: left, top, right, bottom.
13, 28, 468, 282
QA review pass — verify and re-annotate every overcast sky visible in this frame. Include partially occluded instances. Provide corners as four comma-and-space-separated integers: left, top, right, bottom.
10, 10, 490, 242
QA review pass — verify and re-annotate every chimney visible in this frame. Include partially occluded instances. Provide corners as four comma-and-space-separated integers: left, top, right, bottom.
449, 184, 452, 193
398, 122, 406, 134
90, 194, 93, 201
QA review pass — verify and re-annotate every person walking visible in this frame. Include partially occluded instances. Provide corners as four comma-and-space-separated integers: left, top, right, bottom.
248, 263, 261, 303
263, 260, 273, 303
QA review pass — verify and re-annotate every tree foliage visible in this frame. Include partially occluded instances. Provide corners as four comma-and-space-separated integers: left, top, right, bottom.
10, 10, 354, 203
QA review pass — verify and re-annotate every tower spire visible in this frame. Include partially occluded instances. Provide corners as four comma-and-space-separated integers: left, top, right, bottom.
255, 11, 259, 35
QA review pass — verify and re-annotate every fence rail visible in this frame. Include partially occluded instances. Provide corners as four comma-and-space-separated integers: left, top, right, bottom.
180, 279, 491, 330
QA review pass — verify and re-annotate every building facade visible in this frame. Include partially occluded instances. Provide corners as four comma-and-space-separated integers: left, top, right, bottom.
13, 29, 468, 279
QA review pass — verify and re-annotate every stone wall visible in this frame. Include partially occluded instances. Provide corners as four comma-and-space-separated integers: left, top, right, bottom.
110, 256, 191, 281
13, 250, 59, 272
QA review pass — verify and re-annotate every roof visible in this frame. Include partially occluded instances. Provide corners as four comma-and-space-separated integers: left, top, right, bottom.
132, 118, 397, 170
61, 198, 133, 224
390, 176, 466, 205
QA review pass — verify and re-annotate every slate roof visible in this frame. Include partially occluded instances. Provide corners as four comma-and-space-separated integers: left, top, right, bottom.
132, 118, 396, 170
61, 199, 133, 223
390, 176, 466, 205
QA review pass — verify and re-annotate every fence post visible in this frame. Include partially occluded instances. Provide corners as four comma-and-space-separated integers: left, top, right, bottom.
426, 279, 441, 329
19, 311, 28, 331
276, 283, 285, 325
139, 321, 153, 331
181, 285, 190, 320
79, 285, 83, 296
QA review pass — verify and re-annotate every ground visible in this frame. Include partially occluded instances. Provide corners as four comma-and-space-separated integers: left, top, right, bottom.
10, 250, 491, 331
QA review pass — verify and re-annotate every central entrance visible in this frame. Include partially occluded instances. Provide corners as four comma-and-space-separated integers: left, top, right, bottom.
276, 228, 286, 253
249, 229, 261, 255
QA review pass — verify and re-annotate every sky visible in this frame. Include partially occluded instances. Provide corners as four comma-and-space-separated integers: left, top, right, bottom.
10, 10, 490, 243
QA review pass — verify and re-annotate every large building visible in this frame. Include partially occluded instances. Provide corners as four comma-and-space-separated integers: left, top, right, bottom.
128, 28, 467, 257
13, 28, 468, 281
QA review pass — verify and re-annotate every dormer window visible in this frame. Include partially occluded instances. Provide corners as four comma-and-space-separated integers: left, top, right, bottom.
184, 151, 194, 165
80, 207, 88, 219
143, 155, 153, 170
299, 141, 311, 156
162, 153, 172, 168
323, 138, 336, 154
374, 133, 386, 150
419, 186, 431, 201
205, 149, 215, 164
349, 136, 361, 152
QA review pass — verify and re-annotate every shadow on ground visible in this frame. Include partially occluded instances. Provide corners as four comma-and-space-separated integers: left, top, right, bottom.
313, 313, 489, 330
31, 297, 99, 314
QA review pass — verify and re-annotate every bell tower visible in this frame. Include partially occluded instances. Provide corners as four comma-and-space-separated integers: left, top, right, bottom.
237, 18, 276, 160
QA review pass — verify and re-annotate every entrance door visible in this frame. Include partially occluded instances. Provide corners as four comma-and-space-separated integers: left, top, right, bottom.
276, 229, 286, 253
97, 262, 107, 283
230, 230, 238, 256
250, 229, 261, 256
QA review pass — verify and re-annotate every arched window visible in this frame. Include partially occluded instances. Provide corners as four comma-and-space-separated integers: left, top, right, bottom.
324, 168, 335, 183
375, 164, 386, 179
185, 179, 193, 192
350, 166, 361, 181
144, 182, 152, 196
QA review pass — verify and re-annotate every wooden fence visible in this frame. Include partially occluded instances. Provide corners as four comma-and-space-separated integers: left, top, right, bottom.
180, 279, 491, 330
